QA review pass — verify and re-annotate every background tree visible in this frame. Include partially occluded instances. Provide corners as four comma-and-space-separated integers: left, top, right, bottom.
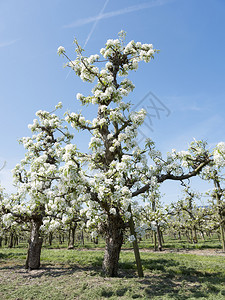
169, 184, 210, 244
142, 185, 167, 251
0, 108, 80, 269
202, 145, 225, 251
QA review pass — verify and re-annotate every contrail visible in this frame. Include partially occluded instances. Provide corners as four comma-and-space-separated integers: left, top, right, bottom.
0, 39, 19, 48
83, 0, 110, 48
63, 0, 172, 29
65, 0, 109, 79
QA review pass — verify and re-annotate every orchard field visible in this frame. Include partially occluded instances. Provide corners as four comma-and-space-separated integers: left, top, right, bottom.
1, 0, 225, 299
1, 235, 225, 300
1, 28, 225, 300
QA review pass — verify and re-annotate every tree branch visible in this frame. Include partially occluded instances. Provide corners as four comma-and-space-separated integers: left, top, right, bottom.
132, 158, 211, 197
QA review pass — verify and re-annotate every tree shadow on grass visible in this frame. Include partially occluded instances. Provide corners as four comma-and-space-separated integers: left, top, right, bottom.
1, 255, 225, 299
0, 253, 104, 279
137, 257, 225, 299
0, 262, 102, 278
0, 252, 26, 260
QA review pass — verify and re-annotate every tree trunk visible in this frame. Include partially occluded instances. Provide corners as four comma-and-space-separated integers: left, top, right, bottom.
213, 175, 225, 251
25, 217, 43, 270
153, 231, 157, 251
59, 233, 62, 244
68, 228, 71, 246
200, 230, 205, 240
151, 232, 154, 244
68, 223, 77, 249
8, 232, 14, 248
156, 226, 163, 251
0, 236, 2, 247
81, 230, 84, 246
48, 232, 53, 246
13, 234, 19, 247
186, 230, 191, 243
220, 223, 225, 252
161, 230, 164, 244
102, 215, 124, 277
178, 231, 181, 240
192, 226, 198, 244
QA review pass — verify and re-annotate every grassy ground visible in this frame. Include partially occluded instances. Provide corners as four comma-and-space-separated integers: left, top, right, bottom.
1, 246, 225, 299
137, 235, 222, 250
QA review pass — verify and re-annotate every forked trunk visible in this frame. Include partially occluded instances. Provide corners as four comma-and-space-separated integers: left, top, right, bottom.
25, 217, 43, 270
102, 215, 124, 277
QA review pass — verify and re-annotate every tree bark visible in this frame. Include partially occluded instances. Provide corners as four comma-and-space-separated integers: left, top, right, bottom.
59, 233, 62, 244
178, 231, 181, 240
81, 230, 84, 246
25, 217, 43, 270
220, 222, 225, 252
200, 230, 205, 240
153, 231, 157, 251
156, 225, 163, 251
102, 215, 124, 277
68, 223, 77, 249
161, 230, 164, 244
8, 232, 14, 248
213, 174, 225, 251
48, 232, 53, 246
192, 226, 198, 244
13, 234, 19, 247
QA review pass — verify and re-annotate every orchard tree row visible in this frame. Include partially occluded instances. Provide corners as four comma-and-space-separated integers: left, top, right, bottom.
0, 193, 224, 251
1, 32, 225, 277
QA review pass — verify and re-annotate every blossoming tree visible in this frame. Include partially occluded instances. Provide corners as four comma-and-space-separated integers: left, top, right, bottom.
58, 32, 214, 277
201, 142, 225, 251
0, 108, 85, 269
168, 184, 211, 243
142, 185, 167, 251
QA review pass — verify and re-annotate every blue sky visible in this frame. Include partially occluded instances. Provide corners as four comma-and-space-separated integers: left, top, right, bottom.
0, 0, 225, 204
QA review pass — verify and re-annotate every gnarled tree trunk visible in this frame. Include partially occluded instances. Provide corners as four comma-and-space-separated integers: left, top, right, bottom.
25, 217, 43, 270
102, 215, 124, 277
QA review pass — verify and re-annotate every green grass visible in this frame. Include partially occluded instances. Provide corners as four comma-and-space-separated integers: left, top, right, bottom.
1, 246, 225, 299
135, 235, 222, 250
14, 233, 222, 251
